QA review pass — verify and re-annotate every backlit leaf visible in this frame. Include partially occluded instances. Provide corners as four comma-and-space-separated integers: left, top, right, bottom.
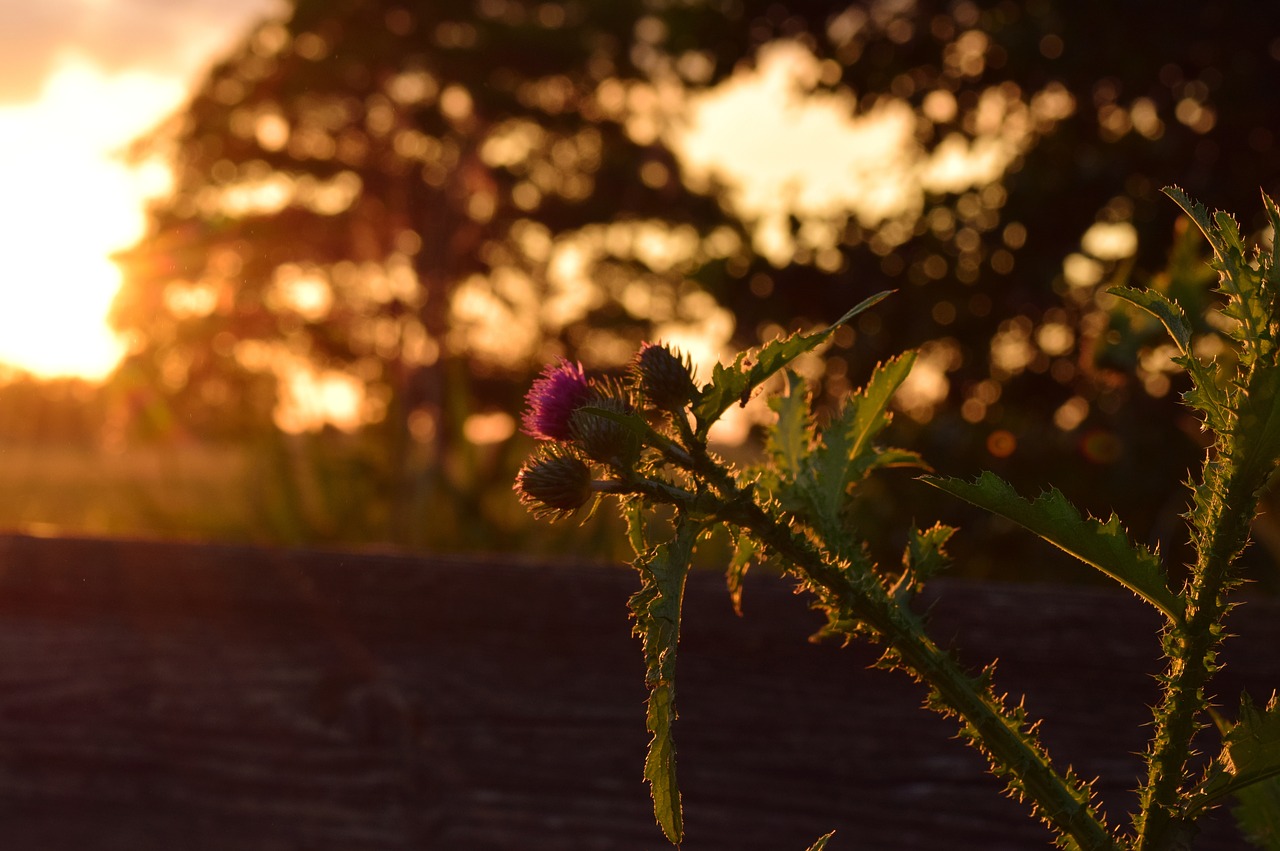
692, 290, 891, 435
804, 831, 837, 851
1195, 693, 1280, 838
891, 523, 955, 600
1108, 285, 1232, 435
1108, 286, 1193, 354
1233, 366, 1280, 495
629, 517, 699, 844
923, 472, 1184, 623
765, 370, 812, 479
726, 529, 759, 616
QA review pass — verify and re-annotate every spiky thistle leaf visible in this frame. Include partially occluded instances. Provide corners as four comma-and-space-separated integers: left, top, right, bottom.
628, 516, 700, 845
725, 528, 760, 616
923, 472, 1184, 623
1226, 695, 1280, 851
1108, 286, 1232, 435
804, 831, 837, 851
1192, 693, 1280, 835
759, 353, 922, 560
891, 523, 956, 600
692, 290, 891, 436
764, 369, 812, 477
1164, 186, 1278, 366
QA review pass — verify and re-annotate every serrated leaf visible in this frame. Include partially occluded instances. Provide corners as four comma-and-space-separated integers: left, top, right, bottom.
1233, 366, 1280, 494
760, 353, 922, 560
864, 446, 927, 471
692, 290, 891, 435
1164, 186, 1276, 365
1264, 192, 1280, 291
923, 472, 1184, 623
624, 499, 647, 557
1195, 694, 1280, 818
1108, 285, 1233, 433
892, 523, 955, 599
804, 831, 837, 851
845, 355, 925, 482
1226, 695, 1280, 789
1175, 353, 1235, 436
1165, 185, 1218, 247
726, 529, 759, 616
1235, 772, 1280, 851
765, 370, 812, 478
906, 522, 955, 580
629, 518, 699, 845
808, 353, 918, 500
1108, 286, 1194, 354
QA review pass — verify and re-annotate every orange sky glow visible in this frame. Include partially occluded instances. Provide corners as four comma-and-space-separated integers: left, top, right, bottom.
0, 0, 282, 380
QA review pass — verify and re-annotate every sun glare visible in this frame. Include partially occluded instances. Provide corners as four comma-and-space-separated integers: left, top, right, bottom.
0, 55, 181, 381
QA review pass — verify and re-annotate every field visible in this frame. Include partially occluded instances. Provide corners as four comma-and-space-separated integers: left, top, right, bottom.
0, 442, 259, 543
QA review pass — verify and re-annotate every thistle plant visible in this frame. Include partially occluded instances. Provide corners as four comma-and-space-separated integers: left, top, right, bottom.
514, 188, 1280, 850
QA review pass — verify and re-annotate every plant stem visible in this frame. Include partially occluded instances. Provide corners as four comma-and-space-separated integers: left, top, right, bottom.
731, 497, 1118, 851
626, 471, 1119, 851
1135, 462, 1255, 850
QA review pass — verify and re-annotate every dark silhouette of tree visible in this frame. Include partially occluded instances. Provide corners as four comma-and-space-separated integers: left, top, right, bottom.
111, 0, 1280, 560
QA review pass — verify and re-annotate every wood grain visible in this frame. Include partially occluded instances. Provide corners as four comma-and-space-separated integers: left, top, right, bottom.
0, 533, 1270, 849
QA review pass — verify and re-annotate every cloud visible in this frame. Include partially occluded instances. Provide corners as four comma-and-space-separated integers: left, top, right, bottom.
0, 0, 284, 104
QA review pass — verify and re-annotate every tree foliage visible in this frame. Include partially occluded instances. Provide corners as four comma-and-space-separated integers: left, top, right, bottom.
109, 0, 1280, 553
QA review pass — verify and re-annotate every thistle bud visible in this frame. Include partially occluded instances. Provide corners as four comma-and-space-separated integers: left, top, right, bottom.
570, 391, 641, 469
632, 342, 697, 412
522, 359, 593, 441
514, 449, 594, 520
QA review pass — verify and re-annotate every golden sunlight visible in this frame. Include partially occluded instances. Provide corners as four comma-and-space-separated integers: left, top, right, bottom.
0, 57, 181, 380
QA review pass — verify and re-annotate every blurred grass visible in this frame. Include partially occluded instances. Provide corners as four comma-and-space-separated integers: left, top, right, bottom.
0, 436, 635, 563
0, 441, 253, 542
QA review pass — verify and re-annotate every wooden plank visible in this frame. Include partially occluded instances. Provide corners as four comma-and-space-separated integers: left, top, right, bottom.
0, 534, 1270, 849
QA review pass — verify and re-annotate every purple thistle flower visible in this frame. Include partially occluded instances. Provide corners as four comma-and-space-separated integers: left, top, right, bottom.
522, 359, 593, 441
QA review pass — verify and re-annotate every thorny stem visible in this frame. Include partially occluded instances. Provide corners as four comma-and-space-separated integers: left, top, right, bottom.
1136, 461, 1256, 851
623, 468, 1120, 851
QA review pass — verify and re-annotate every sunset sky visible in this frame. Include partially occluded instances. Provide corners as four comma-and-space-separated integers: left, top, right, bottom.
0, 0, 282, 379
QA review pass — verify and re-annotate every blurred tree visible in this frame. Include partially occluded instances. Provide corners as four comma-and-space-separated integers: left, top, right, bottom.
111, 0, 1280, 562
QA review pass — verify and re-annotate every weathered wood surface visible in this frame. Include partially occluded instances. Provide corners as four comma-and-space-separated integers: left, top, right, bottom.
0, 534, 1271, 849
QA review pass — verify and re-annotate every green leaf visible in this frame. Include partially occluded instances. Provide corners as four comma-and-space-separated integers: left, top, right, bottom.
808, 353, 918, 499
799, 354, 920, 545
1164, 185, 1217, 249
755, 352, 921, 561
905, 522, 954, 579
1236, 774, 1280, 850
692, 290, 891, 435
1163, 186, 1276, 366
1195, 694, 1280, 826
1225, 695, 1280, 793
623, 499, 647, 557
840, 352, 920, 481
1108, 285, 1232, 434
804, 831, 837, 851
923, 472, 1184, 623
765, 370, 812, 478
891, 523, 955, 600
1108, 286, 1194, 354
725, 529, 759, 616
1233, 366, 1280, 495
629, 518, 699, 845
1263, 192, 1280, 294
